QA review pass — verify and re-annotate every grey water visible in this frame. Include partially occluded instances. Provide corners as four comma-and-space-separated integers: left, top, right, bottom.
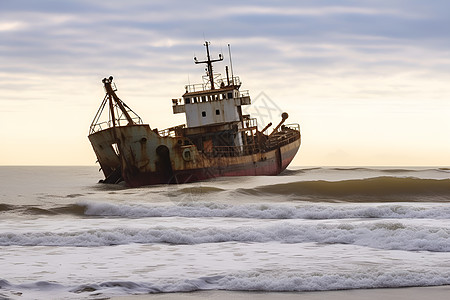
1, 166, 450, 299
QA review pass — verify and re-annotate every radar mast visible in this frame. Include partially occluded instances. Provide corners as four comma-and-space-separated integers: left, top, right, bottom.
193, 41, 223, 90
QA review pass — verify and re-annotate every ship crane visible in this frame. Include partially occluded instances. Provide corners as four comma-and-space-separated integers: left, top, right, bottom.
89, 76, 143, 135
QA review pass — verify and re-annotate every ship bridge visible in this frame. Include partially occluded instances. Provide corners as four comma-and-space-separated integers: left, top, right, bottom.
172, 42, 251, 129
172, 83, 251, 128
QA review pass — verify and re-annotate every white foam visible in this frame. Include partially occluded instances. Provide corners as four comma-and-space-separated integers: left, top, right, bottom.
2, 241, 450, 298
209, 270, 450, 291
2, 270, 450, 298
1, 220, 449, 251
81, 201, 450, 220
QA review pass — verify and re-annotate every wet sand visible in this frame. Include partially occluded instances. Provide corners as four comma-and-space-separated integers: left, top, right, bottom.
113, 286, 450, 300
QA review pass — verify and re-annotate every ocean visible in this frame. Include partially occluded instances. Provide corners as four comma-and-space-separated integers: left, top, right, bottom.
1, 166, 450, 299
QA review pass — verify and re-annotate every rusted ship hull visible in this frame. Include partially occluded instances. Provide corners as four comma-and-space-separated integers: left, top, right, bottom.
89, 42, 302, 186
89, 124, 300, 187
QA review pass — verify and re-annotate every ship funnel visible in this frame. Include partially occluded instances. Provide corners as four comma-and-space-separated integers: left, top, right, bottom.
269, 112, 289, 136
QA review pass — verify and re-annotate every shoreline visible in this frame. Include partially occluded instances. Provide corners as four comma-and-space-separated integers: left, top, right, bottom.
112, 285, 450, 300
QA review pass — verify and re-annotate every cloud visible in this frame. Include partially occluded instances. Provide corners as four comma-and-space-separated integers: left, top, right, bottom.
1, 0, 450, 165
1, 1, 449, 101
0, 21, 26, 32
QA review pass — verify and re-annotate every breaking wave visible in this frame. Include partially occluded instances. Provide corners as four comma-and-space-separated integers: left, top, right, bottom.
82, 201, 450, 220
1, 221, 449, 251
2, 270, 450, 297
3, 200, 450, 220
1, 176, 449, 218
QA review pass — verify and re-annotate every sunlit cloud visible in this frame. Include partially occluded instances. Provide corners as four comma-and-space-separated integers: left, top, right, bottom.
0, 21, 26, 31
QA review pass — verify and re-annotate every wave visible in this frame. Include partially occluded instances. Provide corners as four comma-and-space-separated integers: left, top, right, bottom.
2, 177, 449, 218
3, 201, 450, 220
241, 177, 450, 201
65, 271, 450, 293
83, 201, 450, 220
0, 203, 86, 216
2, 270, 450, 297
325, 167, 447, 173
0, 203, 15, 212
1, 221, 449, 251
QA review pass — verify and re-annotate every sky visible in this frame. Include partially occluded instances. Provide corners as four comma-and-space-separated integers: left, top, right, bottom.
1, 0, 449, 166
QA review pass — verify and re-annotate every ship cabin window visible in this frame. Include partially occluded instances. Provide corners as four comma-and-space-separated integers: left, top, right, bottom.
193, 97, 197, 103
202, 96, 206, 102
185, 97, 191, 104
216, 109, 220, 115
227, 92, 233, 99
222, 94, 226, 100
202, 111, 206, 117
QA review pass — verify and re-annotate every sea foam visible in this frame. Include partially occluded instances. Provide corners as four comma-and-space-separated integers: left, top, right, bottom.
1, 220, 449, 251
2, 270, 450, 298
79, 201, 450, 220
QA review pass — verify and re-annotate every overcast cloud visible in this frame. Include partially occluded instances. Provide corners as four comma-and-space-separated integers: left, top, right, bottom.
1, 0, 449, 165
2, 1, 450, 75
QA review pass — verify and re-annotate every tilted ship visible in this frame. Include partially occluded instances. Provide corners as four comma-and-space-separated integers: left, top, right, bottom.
88, 42, 301, 187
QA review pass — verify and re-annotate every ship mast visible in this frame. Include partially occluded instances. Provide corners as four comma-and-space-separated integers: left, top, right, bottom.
89, 76, 143, 135
103, 76, 134, 127
194, 41, 223, 90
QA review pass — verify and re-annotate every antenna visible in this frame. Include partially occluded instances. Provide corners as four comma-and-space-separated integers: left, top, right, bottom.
228, 44, 234, 85
194, 41, 223, 90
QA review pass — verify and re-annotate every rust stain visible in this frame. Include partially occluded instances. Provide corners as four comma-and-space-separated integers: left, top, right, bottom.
88, 42, 301, 187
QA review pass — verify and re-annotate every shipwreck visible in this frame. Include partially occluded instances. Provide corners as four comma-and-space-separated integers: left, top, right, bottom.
88, 42, 301, 187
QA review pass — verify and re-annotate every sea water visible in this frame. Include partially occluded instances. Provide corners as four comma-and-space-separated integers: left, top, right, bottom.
1, 166, 450, 299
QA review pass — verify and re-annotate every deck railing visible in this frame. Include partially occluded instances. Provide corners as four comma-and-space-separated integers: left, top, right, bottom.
185, 76, 241, 93
89, 116, 143, 134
